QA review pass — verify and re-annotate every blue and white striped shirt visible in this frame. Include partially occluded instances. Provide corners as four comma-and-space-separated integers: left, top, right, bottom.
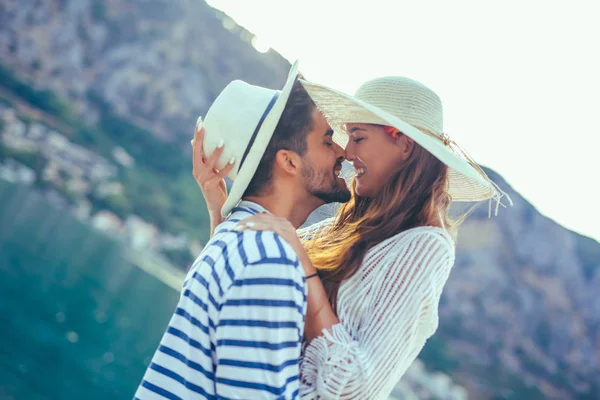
135, 201, 307, 399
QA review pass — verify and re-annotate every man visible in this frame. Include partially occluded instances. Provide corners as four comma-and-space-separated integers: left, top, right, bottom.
135, 61, 350, 399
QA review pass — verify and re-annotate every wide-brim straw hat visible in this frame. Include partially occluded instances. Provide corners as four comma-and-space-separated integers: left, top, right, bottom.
300, 77, 511, 213
203, 61, 300, 217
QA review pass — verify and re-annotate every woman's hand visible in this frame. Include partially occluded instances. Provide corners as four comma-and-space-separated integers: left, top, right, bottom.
191, 117, 235, 234
234, 213, 317, 276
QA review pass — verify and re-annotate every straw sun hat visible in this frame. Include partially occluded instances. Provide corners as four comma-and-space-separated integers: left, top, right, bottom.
300, 77, 512, 214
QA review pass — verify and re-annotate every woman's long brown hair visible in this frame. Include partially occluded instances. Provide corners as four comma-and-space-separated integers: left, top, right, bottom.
304, 129, 458, 313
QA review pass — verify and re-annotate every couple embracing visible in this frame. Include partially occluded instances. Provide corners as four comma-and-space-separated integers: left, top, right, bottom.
135, 61, 509, 399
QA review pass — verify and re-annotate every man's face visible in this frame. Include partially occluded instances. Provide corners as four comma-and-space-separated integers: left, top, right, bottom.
300, 109, 351, 204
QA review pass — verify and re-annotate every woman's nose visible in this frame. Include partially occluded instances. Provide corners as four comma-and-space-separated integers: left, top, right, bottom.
343, 141, 354, 161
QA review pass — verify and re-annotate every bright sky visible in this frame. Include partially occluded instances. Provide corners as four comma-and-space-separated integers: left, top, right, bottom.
206, 0, 600, 242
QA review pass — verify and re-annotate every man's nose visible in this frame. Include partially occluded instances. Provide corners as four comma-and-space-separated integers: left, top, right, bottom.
342, 141, 354, 162
333, 143, 347, 161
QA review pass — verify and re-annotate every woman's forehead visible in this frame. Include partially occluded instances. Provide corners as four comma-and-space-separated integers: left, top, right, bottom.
344, 123, 372, 134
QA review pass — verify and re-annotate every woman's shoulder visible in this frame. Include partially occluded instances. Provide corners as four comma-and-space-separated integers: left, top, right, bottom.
365, 226, 455, 275
296, 217, 335, 240
363, 226, 455, 288
379, 225, 455, 251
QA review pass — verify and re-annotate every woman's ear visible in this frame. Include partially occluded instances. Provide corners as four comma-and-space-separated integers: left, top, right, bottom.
398, 135, 415, 160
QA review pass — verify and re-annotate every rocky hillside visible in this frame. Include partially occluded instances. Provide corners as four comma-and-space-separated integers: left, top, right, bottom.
1, 0, 599, 399
0, 0, 290, 141
432, 170, 600, 398
0, 0, 293, 259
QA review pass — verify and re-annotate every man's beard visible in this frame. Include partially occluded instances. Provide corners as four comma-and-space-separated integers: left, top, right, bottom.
301, 163, 351, 205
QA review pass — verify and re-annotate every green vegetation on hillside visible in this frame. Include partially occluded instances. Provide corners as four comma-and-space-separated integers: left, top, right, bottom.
0, 65, 72, 119
0, 65, 211, 267
0, 145, 47, 175
98, 114, 188, 176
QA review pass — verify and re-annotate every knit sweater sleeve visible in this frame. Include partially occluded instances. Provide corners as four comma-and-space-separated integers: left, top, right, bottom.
299, 229, 455, 400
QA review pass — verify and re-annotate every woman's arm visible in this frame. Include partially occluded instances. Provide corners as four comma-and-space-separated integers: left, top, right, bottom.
294, 245, 340, 342
235, 214, 339, 341
207, 210, 224, 238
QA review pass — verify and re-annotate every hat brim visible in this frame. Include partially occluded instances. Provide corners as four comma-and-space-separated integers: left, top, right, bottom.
221, 61, 300, 217
300, 79, 497, 203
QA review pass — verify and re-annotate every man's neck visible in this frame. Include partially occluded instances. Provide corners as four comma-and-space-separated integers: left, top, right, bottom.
242, 193, 323, 229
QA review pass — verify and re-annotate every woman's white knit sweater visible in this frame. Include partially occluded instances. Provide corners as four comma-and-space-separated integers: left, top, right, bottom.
297, 218, 455, 400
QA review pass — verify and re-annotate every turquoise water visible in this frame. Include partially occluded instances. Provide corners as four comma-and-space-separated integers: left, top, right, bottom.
0, 180, 182, 399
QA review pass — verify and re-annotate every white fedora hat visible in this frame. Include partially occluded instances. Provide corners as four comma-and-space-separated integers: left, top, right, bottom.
300, 76, 511, 213
203, 61, 300, 217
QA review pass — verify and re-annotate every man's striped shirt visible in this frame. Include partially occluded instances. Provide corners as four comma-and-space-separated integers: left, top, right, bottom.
135, 201, 307, 399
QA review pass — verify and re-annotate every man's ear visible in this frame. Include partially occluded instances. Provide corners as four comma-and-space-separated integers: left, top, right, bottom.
274, 149, 300, 176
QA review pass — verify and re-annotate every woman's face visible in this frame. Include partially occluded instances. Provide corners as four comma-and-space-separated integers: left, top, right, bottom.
344, 123, 414, 197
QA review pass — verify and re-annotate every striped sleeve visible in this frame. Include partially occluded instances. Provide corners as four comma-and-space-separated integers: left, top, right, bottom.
215, 231, 307, 399
300, 230, 455, 399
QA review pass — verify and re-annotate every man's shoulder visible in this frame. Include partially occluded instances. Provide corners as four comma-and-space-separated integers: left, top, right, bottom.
203, 227, 300, 267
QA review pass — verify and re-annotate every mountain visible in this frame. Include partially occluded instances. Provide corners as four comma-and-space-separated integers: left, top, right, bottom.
0, 0, 290, 141
1, 0, 599, 398
426, 170, 600, 398
0, 0, 292, 260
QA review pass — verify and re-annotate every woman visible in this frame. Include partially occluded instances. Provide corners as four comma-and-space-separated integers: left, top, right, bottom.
192, 76, 510, 399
